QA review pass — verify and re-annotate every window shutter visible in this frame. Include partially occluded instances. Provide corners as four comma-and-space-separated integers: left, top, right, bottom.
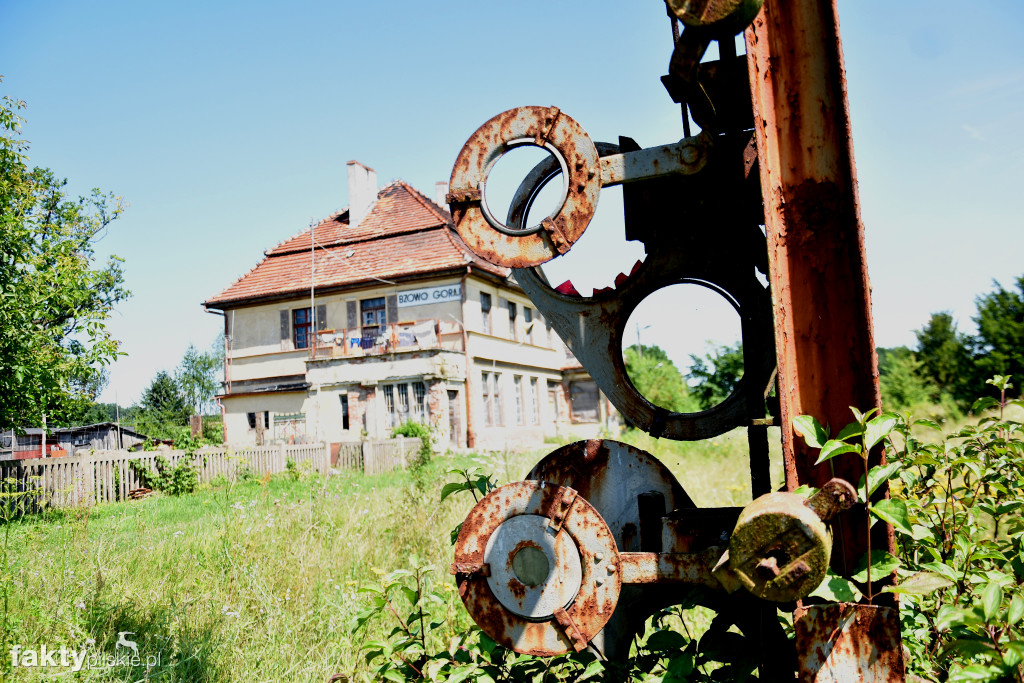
280, 310, 290, 350
385, 295, 398, 324
346, 301, 358, 329
316, 304, 327, 331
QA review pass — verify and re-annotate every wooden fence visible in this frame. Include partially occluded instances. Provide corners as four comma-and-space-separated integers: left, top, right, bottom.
0, 437, 419, 511
335, 436, 423, 475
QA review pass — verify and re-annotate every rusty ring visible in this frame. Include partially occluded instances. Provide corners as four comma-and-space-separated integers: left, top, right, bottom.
478, 138, 569, 237
507, 151, 776, 440
448, 106, 601, 268
452, 481, 621, 656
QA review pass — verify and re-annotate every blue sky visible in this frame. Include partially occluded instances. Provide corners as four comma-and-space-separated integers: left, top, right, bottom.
2, 1, 1022, 405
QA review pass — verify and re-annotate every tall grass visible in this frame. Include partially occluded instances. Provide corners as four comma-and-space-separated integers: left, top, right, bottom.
0, 432, 776, 682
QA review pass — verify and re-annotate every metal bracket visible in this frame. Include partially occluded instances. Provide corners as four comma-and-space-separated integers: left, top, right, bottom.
553, 607, 590, 652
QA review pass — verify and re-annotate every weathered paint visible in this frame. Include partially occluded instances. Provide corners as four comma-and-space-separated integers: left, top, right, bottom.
452, 481, 620, 656
745, 0, 897, 581
448, 106, 601, 268
795, 604, 905, 681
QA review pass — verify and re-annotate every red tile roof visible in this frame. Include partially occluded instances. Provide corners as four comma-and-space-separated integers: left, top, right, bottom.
205, 181, 508, 308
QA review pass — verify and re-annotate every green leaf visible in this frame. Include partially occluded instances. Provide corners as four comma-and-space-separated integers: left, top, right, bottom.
1008, 595, 1024, 625
446, 666, 476, 683
814, 439, 860, 465
881, 571, 953, 596
940, 638, 998, 659
579, 658, 605, 680
850, 550, 900, 584
793, 415, 828, 448
809, 572, 863, 602
947, 664, 1004, 682
913, 418, 942, 431
936, 604, 984, 631
864, 412, 899, 451
981, 582, 1002, 621
870, 499, 914, 536
440, 481, 468, 502
859, 462, 901, 497
646, 630, 687, 652
835, 421, 864, 441
971, 397, 1000, 414
1004, 641, 1024, 668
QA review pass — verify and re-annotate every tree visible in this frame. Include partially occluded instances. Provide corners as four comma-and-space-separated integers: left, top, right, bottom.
623, 344, 699, 413
687, 342, 744, 409
134, 371, 189, 438
876, 346, 941, 411
914, 312, 974, 405
973, 276, 1024, 395
0, 83, 128, 429
175, 343, 220, 415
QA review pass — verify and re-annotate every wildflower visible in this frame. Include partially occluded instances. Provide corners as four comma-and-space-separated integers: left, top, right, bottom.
174, 530, 184, 537
85, 638, 95, 646
76, 601, 86, 610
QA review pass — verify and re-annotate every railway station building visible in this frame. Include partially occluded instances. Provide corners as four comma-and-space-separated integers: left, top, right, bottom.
203, 161, 619, 452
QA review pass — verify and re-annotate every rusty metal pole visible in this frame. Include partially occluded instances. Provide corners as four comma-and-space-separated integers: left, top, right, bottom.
746, 2, 905, 679
745, 0, 894, 577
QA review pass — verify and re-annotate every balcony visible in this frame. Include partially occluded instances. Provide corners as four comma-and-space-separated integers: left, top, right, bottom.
308, 319, 464, 360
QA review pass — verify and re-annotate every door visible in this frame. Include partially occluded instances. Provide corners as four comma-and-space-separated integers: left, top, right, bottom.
447, 390, 461, 447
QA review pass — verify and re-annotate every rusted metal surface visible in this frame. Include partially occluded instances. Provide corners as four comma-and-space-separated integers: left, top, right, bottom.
726, 489, 831, 602
451, 480, 620, 656
746, 1, 896, 584
667, 0, 764, 32
447, 106, 601, 268
445, 0, 901, 674
526, 439, 693, 550
794, 604, 905, 681
618, 549, 726, 589
805, 478, 858, 522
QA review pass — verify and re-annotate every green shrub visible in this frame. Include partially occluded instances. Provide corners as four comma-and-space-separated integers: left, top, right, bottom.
392, 420, 434, 467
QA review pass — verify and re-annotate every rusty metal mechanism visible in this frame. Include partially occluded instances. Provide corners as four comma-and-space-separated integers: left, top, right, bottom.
451, 479, 621, 656
447, 0, 902, 677
452, 438, 857, 658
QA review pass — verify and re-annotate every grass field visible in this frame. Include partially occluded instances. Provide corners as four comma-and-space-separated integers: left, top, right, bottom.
0, 430, 779, 682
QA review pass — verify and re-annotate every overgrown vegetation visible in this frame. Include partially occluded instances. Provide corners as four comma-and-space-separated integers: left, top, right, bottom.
794, 375, 1024, 682
0, 80, 128, 430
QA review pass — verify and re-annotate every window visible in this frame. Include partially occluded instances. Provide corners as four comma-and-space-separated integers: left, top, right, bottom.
524, 307, 533, 344
531, 377, 540, 424
246, 412, 270, 429
508, 301, 518, 340
382, 381, 429, 428
492, 373, 503, 426
361, 297, 387, 337
412, 382, 427, 423
514, 376, 524, 425
293, 308, 312, 349
482, 373, 493, 427
480, 292, 492, 335
569, 381, 600, 423
340, 394, 350, 430
481, 372, 503, 426
397, 384, 410, 424
383, 385, 395, 428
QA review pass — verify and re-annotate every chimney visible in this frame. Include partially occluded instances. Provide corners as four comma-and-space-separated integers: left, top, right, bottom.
435, 181, 449, 208
346, 160, 377, 229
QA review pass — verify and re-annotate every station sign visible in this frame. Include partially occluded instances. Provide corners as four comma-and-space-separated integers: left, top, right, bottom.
397, 284, 462, 307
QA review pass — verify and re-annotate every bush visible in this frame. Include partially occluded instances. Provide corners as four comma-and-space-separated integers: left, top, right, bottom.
392, 420, 434, 467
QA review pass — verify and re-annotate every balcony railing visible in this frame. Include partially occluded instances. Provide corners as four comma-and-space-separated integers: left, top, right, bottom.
308, 319, 464, 360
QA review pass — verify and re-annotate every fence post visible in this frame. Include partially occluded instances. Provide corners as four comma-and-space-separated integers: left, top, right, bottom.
397, 436, 404, 468
279, 443, 286, 474
81, 451, 95, 506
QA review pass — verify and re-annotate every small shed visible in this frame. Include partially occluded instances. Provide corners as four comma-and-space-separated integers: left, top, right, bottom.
51, 423, 150, 452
